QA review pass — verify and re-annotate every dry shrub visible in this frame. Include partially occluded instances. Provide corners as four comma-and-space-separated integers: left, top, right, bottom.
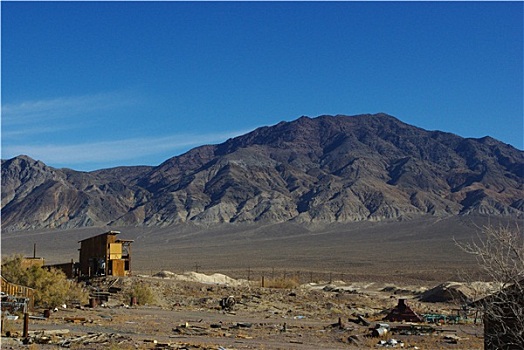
127, 282, 156, 305
263, 276, 300, 289
1, 255, 88, 308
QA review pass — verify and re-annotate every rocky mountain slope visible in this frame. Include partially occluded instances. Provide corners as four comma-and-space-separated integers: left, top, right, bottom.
2, 114, 523, 231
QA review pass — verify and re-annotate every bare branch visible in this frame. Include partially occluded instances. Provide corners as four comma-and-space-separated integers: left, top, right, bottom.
456, 223, 524, 349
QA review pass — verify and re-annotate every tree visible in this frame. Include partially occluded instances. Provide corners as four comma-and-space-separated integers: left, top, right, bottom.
458, 224, 524, 349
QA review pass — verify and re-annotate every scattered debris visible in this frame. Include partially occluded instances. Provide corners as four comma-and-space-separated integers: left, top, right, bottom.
322, 284, 358, 294
329, 317, 345, 329
377, 338, 404, 348
384, 299, 423, 322
391, 324, 437, 335
357, 314, 371, 326
371, 323, 391, 337
444, 334, 467, 344
172, 322, 210, 336
28, 315, 48, 321
28, 329, 70, 337
0, 274, 486, 349
348, 314, 370, 326
233, 322, 253, 328
348, 334, 363, 346
60, 332, 132, 348
423, 312, 461, 324
219, 295, 236, 311
372, 326, 389, 337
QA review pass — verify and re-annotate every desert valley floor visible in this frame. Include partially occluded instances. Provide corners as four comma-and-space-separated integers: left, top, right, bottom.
2, 216, 497, 282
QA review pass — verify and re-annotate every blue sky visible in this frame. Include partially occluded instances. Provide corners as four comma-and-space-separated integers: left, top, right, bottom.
2, 1, 522, 171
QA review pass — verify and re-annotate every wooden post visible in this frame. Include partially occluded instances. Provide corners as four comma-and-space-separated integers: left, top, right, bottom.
128, 242, 132, 276
261, 275, 265, 288
23, 313, 29, 338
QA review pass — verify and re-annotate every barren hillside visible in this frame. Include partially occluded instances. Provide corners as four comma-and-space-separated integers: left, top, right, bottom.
2, 114, 523, 232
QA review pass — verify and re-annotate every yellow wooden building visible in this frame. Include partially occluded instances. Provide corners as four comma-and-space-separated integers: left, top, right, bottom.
78, 231, 133, 278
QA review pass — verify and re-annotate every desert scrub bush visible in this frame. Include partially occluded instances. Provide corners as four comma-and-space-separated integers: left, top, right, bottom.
263, 276, 300, 289
1, 255, 88, 308
127, 282, 156, 305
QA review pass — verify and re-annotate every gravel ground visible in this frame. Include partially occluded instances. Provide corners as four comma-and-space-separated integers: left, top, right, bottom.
1, 275, 484, 349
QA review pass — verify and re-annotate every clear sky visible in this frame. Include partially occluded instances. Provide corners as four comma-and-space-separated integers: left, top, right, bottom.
2, 1, 523, 171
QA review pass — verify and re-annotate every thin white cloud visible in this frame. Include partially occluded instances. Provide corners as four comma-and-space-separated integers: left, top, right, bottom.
1, 92, 137, 127
1, 92, 258, 169
1, 129, 251, 168
2, 124, 79, 139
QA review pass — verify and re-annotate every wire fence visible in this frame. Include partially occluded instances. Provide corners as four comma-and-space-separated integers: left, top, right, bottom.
135, 266, 351, 286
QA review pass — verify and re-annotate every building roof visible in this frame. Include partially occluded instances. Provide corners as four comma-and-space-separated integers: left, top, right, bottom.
78, 230, 121, 243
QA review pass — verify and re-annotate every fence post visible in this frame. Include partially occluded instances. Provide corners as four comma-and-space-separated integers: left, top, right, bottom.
23, 312, 29, 338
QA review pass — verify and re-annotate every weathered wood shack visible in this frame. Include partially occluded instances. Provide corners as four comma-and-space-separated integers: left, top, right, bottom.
78, 231, 133, 278
43, 260, 78, 279
471, 280, 524, 350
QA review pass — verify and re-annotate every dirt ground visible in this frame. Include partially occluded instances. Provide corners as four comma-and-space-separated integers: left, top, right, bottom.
3, 216, 510, 349
1, 274, 485, 349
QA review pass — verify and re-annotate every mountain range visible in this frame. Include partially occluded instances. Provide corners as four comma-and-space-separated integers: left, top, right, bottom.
2, 113, 523, 232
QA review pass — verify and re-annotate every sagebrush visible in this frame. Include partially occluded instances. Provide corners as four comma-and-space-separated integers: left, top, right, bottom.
127, 282, 156, 305
1, 255, 88, 308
